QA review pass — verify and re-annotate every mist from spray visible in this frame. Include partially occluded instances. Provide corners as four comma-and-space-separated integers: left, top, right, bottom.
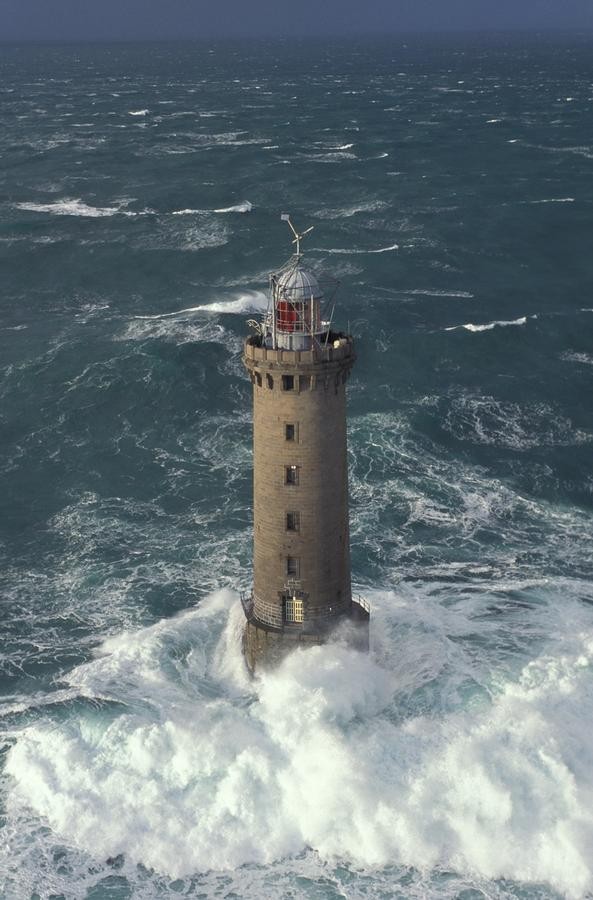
5, 589, 593, 899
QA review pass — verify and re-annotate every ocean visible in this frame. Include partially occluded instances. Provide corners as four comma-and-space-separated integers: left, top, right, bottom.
1, 33, 593, 900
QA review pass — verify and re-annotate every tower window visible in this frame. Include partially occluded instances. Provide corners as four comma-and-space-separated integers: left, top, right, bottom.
286, 511, 300, 532
299, 375, 309, 392
286, 557, 300, 577
285, 596, 304, 623
282, 375, 294, 391
285, 423, 295, 441
285, 465, 299, 485
266, 374, 274, 389
255, 372, 262, 387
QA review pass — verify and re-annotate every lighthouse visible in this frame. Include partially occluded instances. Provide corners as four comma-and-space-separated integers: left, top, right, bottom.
241, 216, 370, 672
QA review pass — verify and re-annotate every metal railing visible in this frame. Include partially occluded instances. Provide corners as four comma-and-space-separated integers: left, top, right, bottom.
240, 591, 254, 619
353, 594, 371, 614
241, 589, 370, 625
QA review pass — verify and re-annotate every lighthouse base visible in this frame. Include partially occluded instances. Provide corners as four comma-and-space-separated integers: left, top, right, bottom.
242, 598, 370, 675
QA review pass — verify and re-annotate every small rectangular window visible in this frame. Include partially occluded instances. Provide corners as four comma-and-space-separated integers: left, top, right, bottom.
285, 423, 295, 441
299, 375, 308, 392
286, 557, 300, 577
285, 597, 304, 623
285, 465, 299, 485
255, 372, 262, 387
286, 511, 300, 532
266, 373, 274, 389
282, 374, 294, 391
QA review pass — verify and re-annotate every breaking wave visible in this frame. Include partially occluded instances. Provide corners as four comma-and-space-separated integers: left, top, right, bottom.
213, 201, 253, 213
172, 201, 252, 215
5, 588, 593, 899
133, 291, 267, 320
14, 198, 138, 218
316, 243, 399, 255
445, 316, 529, 332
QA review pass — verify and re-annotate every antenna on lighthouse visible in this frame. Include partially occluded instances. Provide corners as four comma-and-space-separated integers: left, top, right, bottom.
281, 213, 314, 257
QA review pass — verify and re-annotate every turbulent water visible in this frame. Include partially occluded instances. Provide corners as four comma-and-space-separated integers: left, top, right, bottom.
1, 34, 593, 900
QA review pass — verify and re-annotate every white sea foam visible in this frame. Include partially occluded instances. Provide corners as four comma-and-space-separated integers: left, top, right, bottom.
213, 201, 253, 213
6, 589, 593, 898
529, 197, 575, 204
15, 199, 123, 218
133, 291, 267, 320
444, 394, 592, 450
118, 317, 238, 349
172, 201, 252, 215
368, 243, 399, 253
530, 144, 593, 160
409, 289, 474, 299
314, 200, 389, 219
128, 109, 149, 116
446, 316, 528, 332
131, 219, 228, 252
307, 151, 357, 163
317, 243, 399, 255
561, 351, 593, 366
15, 198, 153, 218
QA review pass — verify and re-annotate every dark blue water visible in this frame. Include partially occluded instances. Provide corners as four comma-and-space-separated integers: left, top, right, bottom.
1, 35, 593, 900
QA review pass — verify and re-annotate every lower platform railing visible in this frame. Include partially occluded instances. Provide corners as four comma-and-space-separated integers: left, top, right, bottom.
240, 590, 370, 626
352, 594, 371, 614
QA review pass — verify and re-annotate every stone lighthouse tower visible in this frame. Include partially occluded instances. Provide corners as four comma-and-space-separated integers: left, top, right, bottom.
241, 217, 370, 673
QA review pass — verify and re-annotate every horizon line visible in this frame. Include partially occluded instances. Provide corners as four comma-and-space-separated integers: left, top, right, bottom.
1, 26, 593, 45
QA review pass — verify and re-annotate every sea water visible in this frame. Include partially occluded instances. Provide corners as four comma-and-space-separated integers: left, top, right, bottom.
1, 34, 593, 899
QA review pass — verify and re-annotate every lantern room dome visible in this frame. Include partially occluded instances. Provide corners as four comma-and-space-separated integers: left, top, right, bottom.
276, 264, 323, 303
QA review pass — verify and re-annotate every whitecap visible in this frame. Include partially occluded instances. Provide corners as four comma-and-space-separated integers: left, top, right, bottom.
307, 151, 357, 163
529, 197, 575, 204
560, 351, 593, 366
409, 289, 474, 299
15, 198, 122, 218
316, 243, 398, 255
313, 200, 389, 219
369, 243, 399, 253
530, 144, 593, 160
14, 198, 152, 218
446, 316, 528, 332
213, 201, 253, 214
133, 291, 267, 320
128, 109, 149, 116
6, 590, 593, 899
